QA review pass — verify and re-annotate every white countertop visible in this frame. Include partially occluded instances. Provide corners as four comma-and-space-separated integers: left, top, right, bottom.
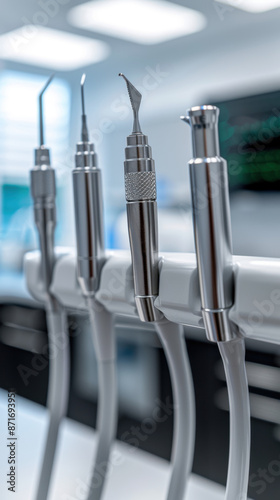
0, 389, 229, 500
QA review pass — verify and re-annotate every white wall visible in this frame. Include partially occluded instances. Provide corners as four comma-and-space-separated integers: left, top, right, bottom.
64, 12, 280, 252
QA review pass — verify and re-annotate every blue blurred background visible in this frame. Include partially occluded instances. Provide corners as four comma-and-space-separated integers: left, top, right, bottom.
1, 4, 280, 499
2, 0, 280, 277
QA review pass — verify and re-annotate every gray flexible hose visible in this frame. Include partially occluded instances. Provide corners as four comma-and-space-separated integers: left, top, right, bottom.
86, 297, 117, 500
218, 338, 251, 500
155, 318, 196, 500
35, 303, 70, 500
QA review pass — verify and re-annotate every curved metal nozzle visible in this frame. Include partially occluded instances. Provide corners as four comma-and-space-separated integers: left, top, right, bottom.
119, 73, 142, 134
80, 73, 89, 142
180, 115, 190, 124
182, 105, 220, 158
39, 74, 54, 147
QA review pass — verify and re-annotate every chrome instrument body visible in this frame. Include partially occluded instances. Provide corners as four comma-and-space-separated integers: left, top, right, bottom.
30, 75, 57, 310
72, 75, 105, 296
120, 74, 162, 322
183, 105, 236, 342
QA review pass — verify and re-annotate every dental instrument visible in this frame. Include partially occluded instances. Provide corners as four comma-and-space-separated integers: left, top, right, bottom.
72, 74, 117, 500
119, 73, 196, 500
182, 105, 251, 500
31, 75, 70, 500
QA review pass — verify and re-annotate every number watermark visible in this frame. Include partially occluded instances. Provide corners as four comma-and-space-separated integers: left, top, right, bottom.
7, 391, 17, 493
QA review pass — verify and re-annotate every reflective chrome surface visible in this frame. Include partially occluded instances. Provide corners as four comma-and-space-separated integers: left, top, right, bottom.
124, 133, 162, 322
121, 75, 163, 323
126, 203, 158, 295
187, 105, 220, 158
73, 75, 105, 298
31, 151, 56, 300
189, 157, 234, 311
30, 76, 58, 308
73, 142, 105, 296
186, 105, 236, 342
202, 309, 236, 343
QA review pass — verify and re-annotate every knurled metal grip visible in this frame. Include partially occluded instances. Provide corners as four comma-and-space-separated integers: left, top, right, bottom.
124, 131, 162, 322
125, 171, 156, 201
31, 168, 56, 200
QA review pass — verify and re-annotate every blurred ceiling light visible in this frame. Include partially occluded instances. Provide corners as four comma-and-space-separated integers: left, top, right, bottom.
68, 0, 207, 45
0, 26, 110, 70
215, 0, 280, 13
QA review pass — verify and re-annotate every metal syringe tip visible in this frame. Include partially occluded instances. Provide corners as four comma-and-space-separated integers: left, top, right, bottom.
81, 73, 86, 115
80, 73, 89, 142
39, 74, 54, 146
180, 115, 190, 124
119, 73, 142, 134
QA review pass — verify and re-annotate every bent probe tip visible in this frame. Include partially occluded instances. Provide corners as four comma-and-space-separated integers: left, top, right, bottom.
119, 73, 142, 134
39, 74, 55, 147
80, 73, 89, 142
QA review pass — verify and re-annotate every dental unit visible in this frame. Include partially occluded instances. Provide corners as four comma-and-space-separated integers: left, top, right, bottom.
30, 75, 70, 500
72, 74, 117, 500
182, 105, 251, 500
119, 73, 196, 500
23, 77, 280, 500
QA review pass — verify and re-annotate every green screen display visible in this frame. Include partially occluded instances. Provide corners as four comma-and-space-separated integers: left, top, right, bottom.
214, 90, 280, 190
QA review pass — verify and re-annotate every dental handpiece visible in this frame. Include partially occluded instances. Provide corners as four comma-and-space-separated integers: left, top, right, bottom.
72, 74, 116, 500
183, 105, 250, 500
31, 75, 56, 306
182, 105, 235, 342
120, 74, 196, 500
120, 73, 162, 323
30, 76, 70, 500
73, 74, 105, 297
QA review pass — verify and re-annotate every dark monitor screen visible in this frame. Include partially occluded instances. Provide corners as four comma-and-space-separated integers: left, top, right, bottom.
213, 90, 280, 190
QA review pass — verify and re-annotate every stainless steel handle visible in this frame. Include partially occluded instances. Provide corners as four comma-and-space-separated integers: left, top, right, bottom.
72, 168, 105, 296
187, 105, 236, 342
30, 165, 56, 295
124, 132, 162, 323
189, 157, 233, 311
126, 200, 161, 322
